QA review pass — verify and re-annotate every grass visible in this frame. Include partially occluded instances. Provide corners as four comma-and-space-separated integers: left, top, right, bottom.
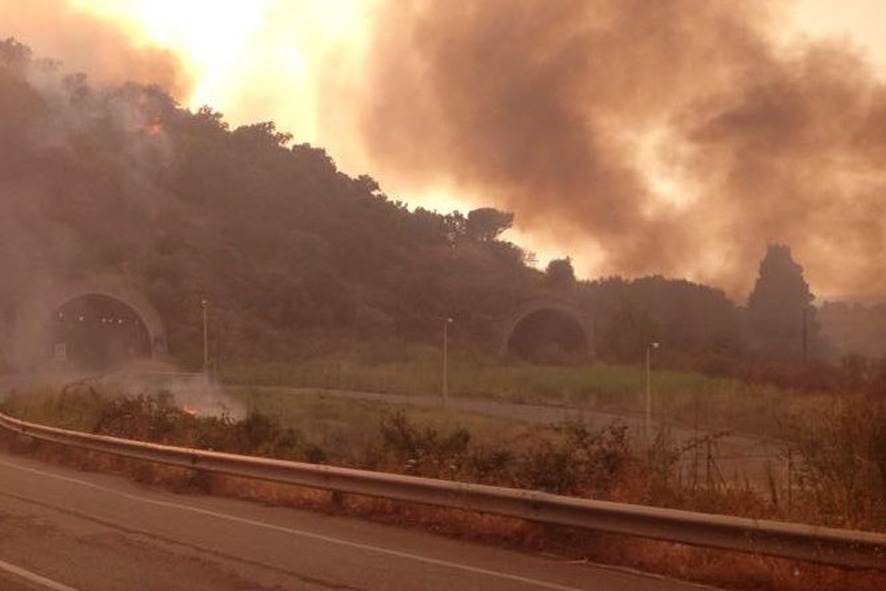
232, 386, 529, 465
6, 382, 881, 525
219, 347, 832, 441
2, 383, 885, 590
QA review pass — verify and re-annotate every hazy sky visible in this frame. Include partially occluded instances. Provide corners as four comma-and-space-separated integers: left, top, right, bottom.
3, 0, 886, 301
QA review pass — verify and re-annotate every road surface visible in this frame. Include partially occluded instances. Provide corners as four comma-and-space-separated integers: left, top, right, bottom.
0, 450, 711, 591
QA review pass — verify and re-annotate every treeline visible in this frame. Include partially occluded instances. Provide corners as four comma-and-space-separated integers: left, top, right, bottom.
819, 302, 886, 360
2, 38, 885, 393
0, 38, 541, 367
587, 244, 826, 364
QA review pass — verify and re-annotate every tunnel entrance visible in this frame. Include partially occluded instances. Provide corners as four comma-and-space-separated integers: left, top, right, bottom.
507, 308, 589, 364
48, 294, 151, 371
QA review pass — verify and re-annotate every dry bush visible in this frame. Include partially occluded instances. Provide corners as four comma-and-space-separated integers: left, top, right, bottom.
1, 429, 883, 591
789, 398, 886, 529
2, 390, 885, 589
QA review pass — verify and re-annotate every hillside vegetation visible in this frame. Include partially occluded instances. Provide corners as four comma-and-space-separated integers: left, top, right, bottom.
2, 37, 886, 397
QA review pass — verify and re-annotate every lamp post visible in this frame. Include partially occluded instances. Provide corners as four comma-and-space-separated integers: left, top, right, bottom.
201, 298, 209, 380
645, 341, 660, 445
442, 317, 454, 409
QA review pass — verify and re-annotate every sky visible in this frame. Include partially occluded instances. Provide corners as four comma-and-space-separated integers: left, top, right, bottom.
2, 0, 886, 301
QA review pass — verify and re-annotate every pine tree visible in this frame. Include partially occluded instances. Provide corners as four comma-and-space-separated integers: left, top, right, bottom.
747, 243, 822, 360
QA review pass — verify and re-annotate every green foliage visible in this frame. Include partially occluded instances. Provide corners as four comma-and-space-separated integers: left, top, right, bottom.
790, 398, 886, 528
819, 301, 886, 362
1, 386, 303, 460
8, 386, 886, 529
465, 207, 514, 242
517, 421, 631, 495
587, 275, 745, 363
544, 257, 575, 287
0, 39, 860, 385
748, 243, 824, 361
0, 41, 546, 367
789, 400, 886, 527
379, 411, 471, 477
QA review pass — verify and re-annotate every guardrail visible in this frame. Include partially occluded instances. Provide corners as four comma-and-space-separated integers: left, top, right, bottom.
0, 410, 884, 571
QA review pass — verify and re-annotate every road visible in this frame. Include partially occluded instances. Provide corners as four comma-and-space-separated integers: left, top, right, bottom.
0, 450, 711, 591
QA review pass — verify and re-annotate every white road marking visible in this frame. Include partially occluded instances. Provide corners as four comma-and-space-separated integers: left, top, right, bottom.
0, 458, 591, 591
0, 558, 81, 591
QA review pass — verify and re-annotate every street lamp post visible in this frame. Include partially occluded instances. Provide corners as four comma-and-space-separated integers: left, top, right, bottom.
645, 341, 660, 445
201, 298, 209, 380
442, 317, 454, 409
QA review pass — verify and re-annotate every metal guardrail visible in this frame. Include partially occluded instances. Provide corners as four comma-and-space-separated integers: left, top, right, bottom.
0, 410, 884, 571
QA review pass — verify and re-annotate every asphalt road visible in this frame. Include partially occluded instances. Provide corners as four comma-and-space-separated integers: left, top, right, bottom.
0, 450, 711, 591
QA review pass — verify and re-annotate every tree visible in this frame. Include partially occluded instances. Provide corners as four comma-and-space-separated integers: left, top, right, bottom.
465, 208, 513, 242
747, 243, 823, 360
0, 38, 31, 67
545, 258, 576, 287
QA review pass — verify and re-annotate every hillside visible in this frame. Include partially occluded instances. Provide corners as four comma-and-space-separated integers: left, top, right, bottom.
0, 38, 859, 377
0, 39, 557, 367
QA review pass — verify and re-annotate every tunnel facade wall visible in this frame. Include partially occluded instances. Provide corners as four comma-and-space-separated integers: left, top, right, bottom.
499, 297, 595, 362
12, 274, 168, 370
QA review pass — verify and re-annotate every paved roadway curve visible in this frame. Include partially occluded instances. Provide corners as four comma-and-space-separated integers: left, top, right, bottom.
0, 451, 711, 591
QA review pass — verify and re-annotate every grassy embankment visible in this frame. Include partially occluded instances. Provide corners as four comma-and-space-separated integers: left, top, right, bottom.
1, 383, 884, 591
219, 344, 831, 440
3, 382, 883, 529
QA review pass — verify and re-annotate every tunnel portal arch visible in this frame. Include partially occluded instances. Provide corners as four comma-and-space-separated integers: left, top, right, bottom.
14, 274, 168, 371
502, 299, 593, 364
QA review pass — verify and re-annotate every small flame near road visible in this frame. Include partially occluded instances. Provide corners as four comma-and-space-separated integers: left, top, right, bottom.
95, 361, 247, 420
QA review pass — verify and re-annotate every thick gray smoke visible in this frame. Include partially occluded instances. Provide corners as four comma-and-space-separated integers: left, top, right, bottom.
355, 0, 886, 299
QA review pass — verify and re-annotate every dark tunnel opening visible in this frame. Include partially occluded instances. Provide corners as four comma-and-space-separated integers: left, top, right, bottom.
48, 294, 151, 371
507, 308, 589, 365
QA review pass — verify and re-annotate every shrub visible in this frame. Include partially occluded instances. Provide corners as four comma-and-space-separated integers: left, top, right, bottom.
790, 398, 886, 528
378, 411, 470, 477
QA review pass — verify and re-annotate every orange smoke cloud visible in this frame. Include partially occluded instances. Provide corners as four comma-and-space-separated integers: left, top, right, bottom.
0, 0, 191, 97
351, 0, 886, 300
5, 0, 886, 302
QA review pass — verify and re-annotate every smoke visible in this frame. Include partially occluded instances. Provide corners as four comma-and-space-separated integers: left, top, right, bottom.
353, 0, 886, 299
0, 0, 191, 97
99, 360, 247, 420
0, 20, 183, 371
3, 0, 885, 304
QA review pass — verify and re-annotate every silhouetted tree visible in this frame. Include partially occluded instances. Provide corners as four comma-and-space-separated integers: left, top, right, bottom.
545, 258, 575, 287
465, 208, 513, 242
747, 243, 823, 361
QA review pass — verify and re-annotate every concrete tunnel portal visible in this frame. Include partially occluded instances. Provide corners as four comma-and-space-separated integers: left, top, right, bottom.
13, 274, 169, 372
506, 307, 590, 364
49, 294, 152, 371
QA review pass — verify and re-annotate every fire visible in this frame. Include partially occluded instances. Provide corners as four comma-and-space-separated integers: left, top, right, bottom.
182, 405, 198, 416
134, 117, 163, 137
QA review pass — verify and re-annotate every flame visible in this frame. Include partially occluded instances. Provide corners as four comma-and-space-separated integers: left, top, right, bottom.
182, 405, 198, 416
